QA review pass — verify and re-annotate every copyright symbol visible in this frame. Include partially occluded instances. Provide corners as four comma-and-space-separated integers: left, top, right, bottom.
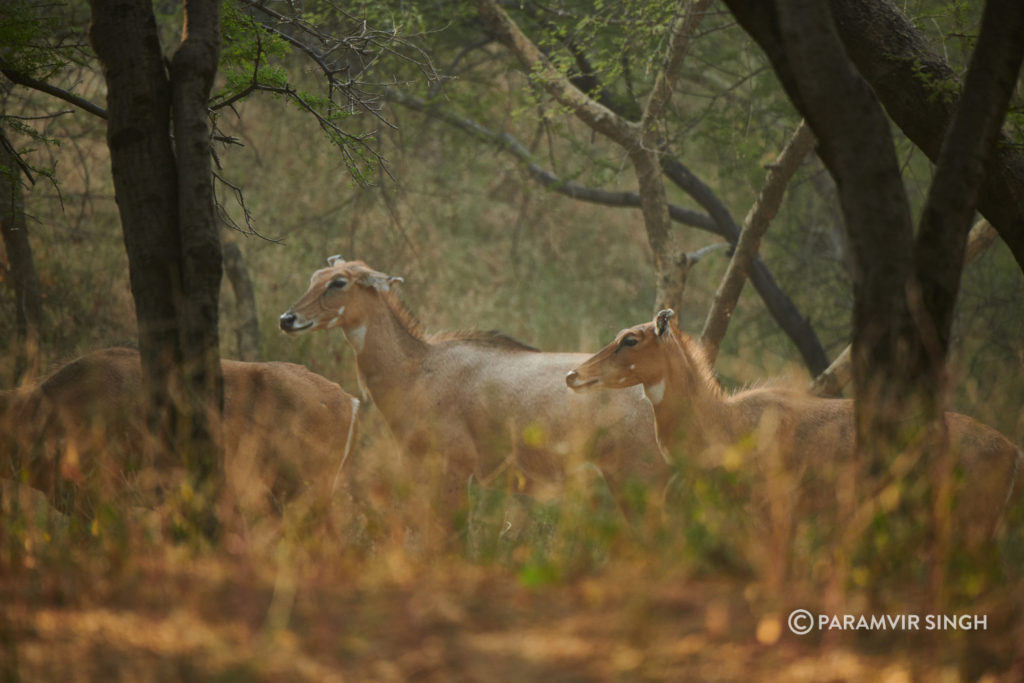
788, 609, 814, 635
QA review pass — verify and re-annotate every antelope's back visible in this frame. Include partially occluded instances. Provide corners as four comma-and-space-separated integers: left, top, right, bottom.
429, 343, 662, 484
220, 359, 358, 503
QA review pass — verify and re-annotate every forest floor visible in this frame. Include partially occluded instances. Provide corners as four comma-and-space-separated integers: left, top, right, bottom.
3, 481, 1020, 683
0, 551, 982, 682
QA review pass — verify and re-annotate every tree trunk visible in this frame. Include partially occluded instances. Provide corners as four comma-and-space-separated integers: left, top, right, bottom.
89, 0, 224, 535
809, 219, 1001, 398
912, 0, 1024, 401
725, 0, 1024, 612
170, 0, 225, 492
223, 240, 260, 361
726, 0, 924, 465
0, 131, 43, 384
830, 0, 1024, 275
88, 0, 183, 413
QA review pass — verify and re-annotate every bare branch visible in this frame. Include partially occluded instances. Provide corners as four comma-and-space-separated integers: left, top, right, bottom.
700, 119, 815, 365
386, 90, 714, 230
0, 58, 108, 119
641, 0, 713, 137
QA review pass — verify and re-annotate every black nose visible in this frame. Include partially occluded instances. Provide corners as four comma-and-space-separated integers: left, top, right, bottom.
280, 312, 296, 331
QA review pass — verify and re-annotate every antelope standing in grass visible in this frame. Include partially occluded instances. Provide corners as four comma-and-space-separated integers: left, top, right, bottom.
567, 309, 1022, 546
0, 347, 359, 517
279, 256, 662, 513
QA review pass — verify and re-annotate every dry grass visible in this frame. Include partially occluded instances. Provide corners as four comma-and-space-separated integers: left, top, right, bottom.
3, 404, 1023, 681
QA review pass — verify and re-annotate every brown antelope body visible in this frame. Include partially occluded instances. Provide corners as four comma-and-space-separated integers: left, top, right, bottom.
0, 347, 359, 516
279, 256, 661, 510
567, 309, 1022, 545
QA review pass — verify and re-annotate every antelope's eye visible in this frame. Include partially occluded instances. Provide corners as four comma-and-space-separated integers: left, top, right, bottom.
326, 278, 348, 290
620, 336, 639, 348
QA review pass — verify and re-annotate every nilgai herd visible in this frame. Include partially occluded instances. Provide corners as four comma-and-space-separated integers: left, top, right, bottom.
2, 256, 1021, 550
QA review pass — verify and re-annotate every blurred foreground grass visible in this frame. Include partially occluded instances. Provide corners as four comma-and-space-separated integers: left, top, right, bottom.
3, 410, 1022, 682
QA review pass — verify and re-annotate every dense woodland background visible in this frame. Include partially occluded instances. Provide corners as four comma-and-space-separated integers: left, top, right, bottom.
2, 0, 1024, 680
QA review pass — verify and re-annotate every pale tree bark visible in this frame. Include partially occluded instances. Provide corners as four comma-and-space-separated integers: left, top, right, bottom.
0, 129, 42, 384
636, 0, 714, 313
89, 0, 225, 534
700, 120, 815, 366
476, 0, 712, 314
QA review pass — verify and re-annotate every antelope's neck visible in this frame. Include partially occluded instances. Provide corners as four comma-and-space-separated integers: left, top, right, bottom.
645, 341, 731, 458
343, 296, 427, 412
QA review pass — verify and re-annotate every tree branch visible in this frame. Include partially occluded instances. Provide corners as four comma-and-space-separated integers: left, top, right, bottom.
911, 0, 1024, 391
640, 0, 712, 135
0, 58, 108, 119
829, 0, 1024, 275
389, 88, 828, 374
661, 152, 829, 374
474, 0, 637, 147
386, 90, 715, 229
700, 119, 815, 365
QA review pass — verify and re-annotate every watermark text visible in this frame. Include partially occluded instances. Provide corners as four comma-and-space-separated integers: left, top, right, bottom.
787, 609, 987, 635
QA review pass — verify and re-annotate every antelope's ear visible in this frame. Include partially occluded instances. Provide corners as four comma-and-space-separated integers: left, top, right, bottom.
359, 270, 403, 292
326, 254, 345, 267
655, 309, 675, 338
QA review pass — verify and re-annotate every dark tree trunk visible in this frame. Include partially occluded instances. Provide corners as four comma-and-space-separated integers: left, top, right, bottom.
911, 0, 1024, 400
0, 132, 43, 384
170, 0, 225, 490
88, 0, 183, 414
830, 0, 1024, 275
725, 0, 923, 465
88, 0, 224, 533
223, 240, 260, 362
724, 0, 1024, 612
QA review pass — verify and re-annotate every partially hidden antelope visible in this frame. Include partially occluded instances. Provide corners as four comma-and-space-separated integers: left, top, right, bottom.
567, 309, 1022, 546
0, 347, 359, 517
279, 256, 662, 512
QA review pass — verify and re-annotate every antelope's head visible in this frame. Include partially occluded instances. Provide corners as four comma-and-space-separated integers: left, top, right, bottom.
567, 309, 677, 399
279, 255, 403, 340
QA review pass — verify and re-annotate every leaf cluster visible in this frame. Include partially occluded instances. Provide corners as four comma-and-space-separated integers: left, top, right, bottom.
218, 0, 292, 98
0, 0, 88, 79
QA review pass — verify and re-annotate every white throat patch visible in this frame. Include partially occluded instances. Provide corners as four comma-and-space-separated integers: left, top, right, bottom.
644, 379, 666, 406
345, 323, 367, 353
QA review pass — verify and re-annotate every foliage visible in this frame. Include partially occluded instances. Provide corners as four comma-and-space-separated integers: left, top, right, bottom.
0, 0, 86, 78
218, 1, 292, 97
